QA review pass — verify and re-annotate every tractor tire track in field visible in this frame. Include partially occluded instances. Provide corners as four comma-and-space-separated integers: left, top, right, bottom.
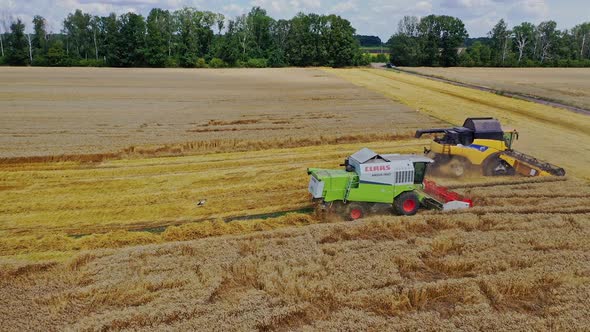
372, 65, 590, 116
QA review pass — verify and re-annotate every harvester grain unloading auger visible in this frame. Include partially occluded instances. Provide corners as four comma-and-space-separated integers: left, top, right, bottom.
414, 117, 565, 177
307, 148, 472, 220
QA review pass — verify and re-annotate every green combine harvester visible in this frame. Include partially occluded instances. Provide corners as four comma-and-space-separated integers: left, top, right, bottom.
307, 148, 472, 220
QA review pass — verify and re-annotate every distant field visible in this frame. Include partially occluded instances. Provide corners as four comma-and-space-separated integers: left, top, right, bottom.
0, 67, 440, 158
402, 67, 590, 110
361, 46, 389, 54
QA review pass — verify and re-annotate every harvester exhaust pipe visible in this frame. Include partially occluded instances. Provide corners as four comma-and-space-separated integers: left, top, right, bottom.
415, 128, 447, 138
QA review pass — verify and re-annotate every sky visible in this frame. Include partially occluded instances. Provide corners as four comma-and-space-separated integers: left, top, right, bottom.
0, 0, 588, 39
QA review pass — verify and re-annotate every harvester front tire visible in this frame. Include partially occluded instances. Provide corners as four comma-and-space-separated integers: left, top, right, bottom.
483, 156, 515, 176
394, 192, 420, 216
448, 158, 467, 177
346, 203, 366, 221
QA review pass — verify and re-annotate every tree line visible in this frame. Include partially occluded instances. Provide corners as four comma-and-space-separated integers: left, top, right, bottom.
355, 35, 382, 47
0, 7, 368, 68
388, 15, 590, 67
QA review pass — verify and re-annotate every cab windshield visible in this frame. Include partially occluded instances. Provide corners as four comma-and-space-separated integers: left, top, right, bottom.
413, 162, 427, 184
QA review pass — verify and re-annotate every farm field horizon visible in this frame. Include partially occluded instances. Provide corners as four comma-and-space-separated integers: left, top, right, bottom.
1, 66, 589, 330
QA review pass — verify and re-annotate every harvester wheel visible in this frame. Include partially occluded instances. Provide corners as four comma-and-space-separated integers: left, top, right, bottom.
483, 156, 515, 176
394, 192, 420, 216
314, 201, 348, 222
346, 203, 365, 221
448, 158, 466, 177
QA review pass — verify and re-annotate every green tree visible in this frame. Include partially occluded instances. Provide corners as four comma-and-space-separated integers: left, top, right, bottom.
32, 15, 48, 53
0, 15, 6, 57
233, 14, 252, 60
174, 8, 216, 67
459, 50, 475, 66
438, 16, 468, 66
46, 40, 68, 66
388, 34, 421, 66
145, 8, 171, 67
418, 15, 441, 66
6, 18, 28, 65
101, 13, 122, 66
246, 7, 274, 58
489, 19, 511, 65
324, 15, 359, 67
466, 41, 491, 66
388, 16, 422, 66
536, 21, 558, 63
415, 15, 467, 66
286, 13, 329, 66
555, 30, 575, 62
89, 16, 101, 61
268, 19, 290, 66
63, 10, 92, 59
119, 13, 147, 67
572, 22, 590, 60
216, 19, 242, 65
512, 22, 534, 63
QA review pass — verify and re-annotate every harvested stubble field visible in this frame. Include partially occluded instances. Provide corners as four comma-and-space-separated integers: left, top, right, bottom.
1, 67, 590, 331
0, 67, 441, 158
401, 67, 590, 111
2, 176, 589, 331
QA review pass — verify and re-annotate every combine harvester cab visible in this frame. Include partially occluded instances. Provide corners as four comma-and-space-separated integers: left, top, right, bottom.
307, 148, 472, 220
415, 117, 565, 177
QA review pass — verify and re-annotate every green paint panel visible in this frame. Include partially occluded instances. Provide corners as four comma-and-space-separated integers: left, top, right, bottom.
347, 183, 394, 203
309, 168, 422, 204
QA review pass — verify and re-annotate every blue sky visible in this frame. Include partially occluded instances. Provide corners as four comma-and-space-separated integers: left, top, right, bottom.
1, 0, 588, 39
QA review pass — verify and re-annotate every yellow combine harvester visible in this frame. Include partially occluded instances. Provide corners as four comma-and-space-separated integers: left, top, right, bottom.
415, 117, 565, 177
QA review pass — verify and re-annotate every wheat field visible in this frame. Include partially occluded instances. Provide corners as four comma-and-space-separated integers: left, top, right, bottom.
1, 67, 589, 331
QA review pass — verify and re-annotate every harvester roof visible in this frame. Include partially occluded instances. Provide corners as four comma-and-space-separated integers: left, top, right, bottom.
463, 117, 503, 133
349, 147, 389, 164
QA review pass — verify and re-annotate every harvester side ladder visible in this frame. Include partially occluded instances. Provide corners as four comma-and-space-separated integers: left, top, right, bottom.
343, 177, 355, 203
442, 144, 451, 155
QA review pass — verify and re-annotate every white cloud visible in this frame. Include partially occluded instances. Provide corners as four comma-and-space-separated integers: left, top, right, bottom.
223, 3, 245, 14
300, 0, 321, 8
513, 0, 549, 19
414, 1, 432, 13
464, 15, 499, 35
330, 0, 356, 13
249, 0, 286, 14
78, 0, 160, 4
443, 0, 492, 9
